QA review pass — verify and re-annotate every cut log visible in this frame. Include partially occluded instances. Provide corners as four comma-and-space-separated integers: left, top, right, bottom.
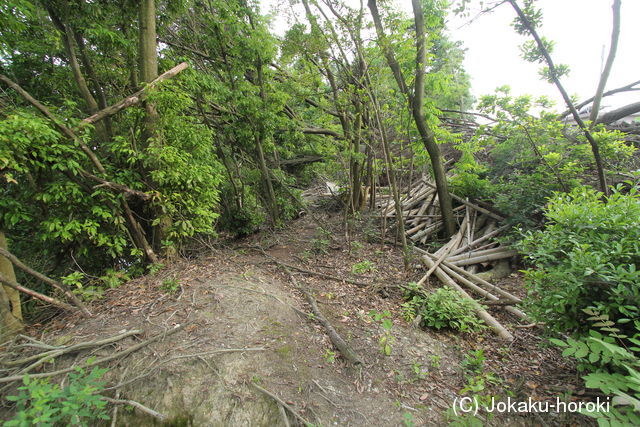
450, 250, 518, 267
437, 258, 522, 303
428, 258, 529, 321
450, 225, 509, 256
447, 246, 510, 263
420, 256, 514, 340
423, 182, 504, 221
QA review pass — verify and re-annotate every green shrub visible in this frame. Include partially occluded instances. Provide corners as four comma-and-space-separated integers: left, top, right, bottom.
550, 313, 640, 426
402, 284, 485, 332
351, 260, 376, 274
5, 367, 110, 426
519, 185, 640, 333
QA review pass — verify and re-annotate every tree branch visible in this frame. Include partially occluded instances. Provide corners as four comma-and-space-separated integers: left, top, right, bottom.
508, 0, 608, 195
0, 247, 90, 317
589, 0, 621, 126
80, 62, 189, 127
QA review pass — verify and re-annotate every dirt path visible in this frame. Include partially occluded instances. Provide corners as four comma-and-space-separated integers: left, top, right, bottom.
2, 211, 589, 426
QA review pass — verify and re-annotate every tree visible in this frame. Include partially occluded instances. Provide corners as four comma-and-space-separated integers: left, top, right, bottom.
368, 0, 456, 237
0, 231, 23, 341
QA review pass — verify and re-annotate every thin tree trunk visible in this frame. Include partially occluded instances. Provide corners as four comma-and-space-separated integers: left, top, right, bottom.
368, 0, 456, 237
589, 0, 621, 128
0, 231, 22, 340
139, 0, 174, 258
508, 0, 609, 195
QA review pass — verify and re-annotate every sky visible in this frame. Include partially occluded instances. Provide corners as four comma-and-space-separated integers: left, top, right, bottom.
261, 0, 640, 113
446, 0, 640, 112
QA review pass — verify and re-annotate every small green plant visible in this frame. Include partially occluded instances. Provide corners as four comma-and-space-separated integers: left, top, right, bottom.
447, 350, 502, 427
99, 268, 129, 289
351, 259, 376, 274
411, 361, 428, 380
401, 411, 415, 426
403, 284, 485, 332
310, 228, 331, 254
350, 240, 363, 253
64, 271, 105, 301
368, 309, 394, 356
461, 349, 486, 377
5, 366, 110, 426
430, 354, 442, 369
160, 277, 180, 294
147, 262, 165, 275
549, 311, 640, 426
322, 349, 336, 364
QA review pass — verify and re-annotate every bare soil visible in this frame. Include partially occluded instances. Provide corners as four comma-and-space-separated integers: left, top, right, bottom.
2, 207, 593, 426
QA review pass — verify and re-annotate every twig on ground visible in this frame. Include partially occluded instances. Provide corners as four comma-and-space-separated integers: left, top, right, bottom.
251, 382, 311, 426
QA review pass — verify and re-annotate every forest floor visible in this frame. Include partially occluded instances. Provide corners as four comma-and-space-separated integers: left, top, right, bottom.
6, 196, 595, 426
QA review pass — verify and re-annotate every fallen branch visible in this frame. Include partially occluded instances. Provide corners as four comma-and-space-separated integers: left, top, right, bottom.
0, 247, 90, 317
421, 256, 513, 340
251, 382, 311, 426
0, 272, 77, 314
0, 324, 186, 384
283, 269, 363, 366
103, 397, 166, 422
2, 329, 142, 369
80, 62, 189, 126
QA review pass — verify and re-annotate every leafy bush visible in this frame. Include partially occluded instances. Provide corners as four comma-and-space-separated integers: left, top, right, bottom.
351, 260, 376, 274
5, 367, 110, 426
402, 284, 485, 332
550, 313, 640, 426
519, 185, 640, 333
474, 88, 635, 228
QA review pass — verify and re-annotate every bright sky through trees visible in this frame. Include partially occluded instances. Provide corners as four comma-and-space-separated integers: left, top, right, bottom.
262, 0, 640, 113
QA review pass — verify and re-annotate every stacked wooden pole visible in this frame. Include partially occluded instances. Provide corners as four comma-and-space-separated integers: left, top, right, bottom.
376, 177, 528, 340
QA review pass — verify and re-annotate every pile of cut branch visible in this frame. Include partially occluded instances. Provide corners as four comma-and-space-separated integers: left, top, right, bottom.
378, 177, 529, 341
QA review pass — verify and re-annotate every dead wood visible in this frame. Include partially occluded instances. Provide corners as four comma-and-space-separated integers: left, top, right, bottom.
0, 324, 186, 384
1, 329, 142, 369
102, 397, 167, 422
420, 256, 514, 341
251, 382, 311, 426
80, 62, 189, 126
0, 272, 77, 315
450, 224, 509, 256
424, 183, 504, 221
283, 269, 363, 366
434, 258, 522, 304
450, 249, 518, 267
425, 216, 467, 278
0, 246, 90, 316
435, 261, 529, 321
447, 246, 511, 263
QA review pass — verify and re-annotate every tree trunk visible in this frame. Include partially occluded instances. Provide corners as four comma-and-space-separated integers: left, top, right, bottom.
139, 0, 174, 258
368, 0, 456, 237
0, 231, 22, 341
